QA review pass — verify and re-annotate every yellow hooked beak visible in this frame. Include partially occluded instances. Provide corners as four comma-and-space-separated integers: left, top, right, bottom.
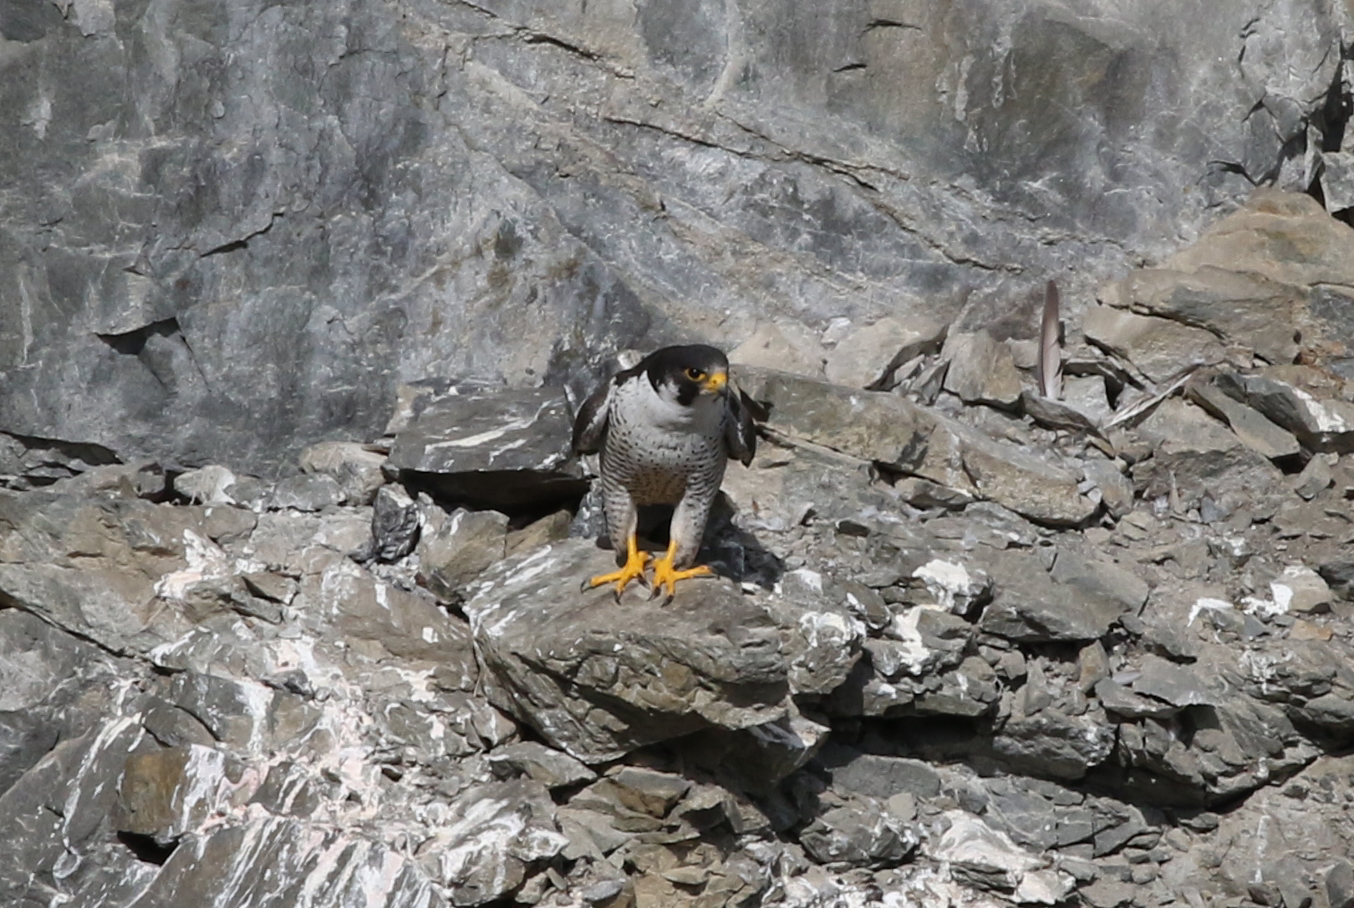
702, 370, 728, 394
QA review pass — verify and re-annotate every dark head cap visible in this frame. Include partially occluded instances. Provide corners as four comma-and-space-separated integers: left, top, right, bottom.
641, 344, 730, 404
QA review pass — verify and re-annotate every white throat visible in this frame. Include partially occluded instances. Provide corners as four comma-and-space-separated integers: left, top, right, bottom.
635, 377, 724, 434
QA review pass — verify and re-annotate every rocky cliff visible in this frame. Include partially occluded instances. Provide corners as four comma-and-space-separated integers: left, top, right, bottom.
6, 2, 1354, 908
2, 0, 1351, 472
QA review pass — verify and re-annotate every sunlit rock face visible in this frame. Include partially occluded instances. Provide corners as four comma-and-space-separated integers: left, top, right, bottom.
0, 0, 1346, 472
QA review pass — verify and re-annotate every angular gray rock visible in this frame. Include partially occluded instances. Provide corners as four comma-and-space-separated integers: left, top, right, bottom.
387, 385, 586, 511
416, 505, 510, 601
1216, 367, 1354, 454
739, 367, 1095, 526
487, 742, 598, 790
977, 549, 1135, 643
768, 568, 865, 696
266, 473, 345, 512
926, 812, 1073, 904
1131, 398, 1291, 519
823, 316, 947, 390
798, 796, 918, 869
1082, 306, 1224, 384
298, 441, 389, 506
416, 780, 568, 906
818, 748, 942, 801
463, 539, 791, 763
1186, 379, 1301, 461
942, 330, 1023, 408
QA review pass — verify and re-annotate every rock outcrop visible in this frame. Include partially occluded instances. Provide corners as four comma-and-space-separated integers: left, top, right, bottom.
4, 188, 1354, 906
8, 0, 1354, 903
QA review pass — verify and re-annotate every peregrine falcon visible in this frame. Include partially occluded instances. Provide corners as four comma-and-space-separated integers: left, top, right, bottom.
572, 345, 760, 599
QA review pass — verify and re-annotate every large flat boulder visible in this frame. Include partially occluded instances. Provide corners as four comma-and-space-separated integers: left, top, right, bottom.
463, 540, 791, 763
387, 385, 587, 512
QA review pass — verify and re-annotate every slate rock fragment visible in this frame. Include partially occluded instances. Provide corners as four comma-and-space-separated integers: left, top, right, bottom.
1216, 367, 1354, 454
388, 386, 587, 512
416, 505, 510, 601
353, 484, 421, 564
798, 796, 918, 868
977, 549, 1133, 643
942, 330, 1023, 408
298, 441, 388, 506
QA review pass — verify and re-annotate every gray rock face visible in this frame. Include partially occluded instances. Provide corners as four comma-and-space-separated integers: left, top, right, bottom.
11, 4, 1354, 905
0, 0, 1344, 477
463, 539, 791, 763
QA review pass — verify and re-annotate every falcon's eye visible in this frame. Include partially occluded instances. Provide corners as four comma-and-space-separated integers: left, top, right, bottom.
685, 368, 706, 381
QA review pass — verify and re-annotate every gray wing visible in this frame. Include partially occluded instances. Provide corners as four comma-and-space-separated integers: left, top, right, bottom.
571, 382, 612, 455
722, 385, 761, 467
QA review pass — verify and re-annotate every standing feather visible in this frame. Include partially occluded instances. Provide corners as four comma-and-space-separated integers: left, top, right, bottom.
1037, 280, 1064, 400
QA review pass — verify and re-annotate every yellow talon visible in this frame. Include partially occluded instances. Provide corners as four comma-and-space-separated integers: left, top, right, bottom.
585, 532, 650, 599
649, 540, 713, 601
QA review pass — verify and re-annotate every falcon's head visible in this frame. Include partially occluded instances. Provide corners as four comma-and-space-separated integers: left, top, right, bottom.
643, 344, 730, 406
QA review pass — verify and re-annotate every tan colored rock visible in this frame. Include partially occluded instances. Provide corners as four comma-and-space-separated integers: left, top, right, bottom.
1099, 190, 1354, 366
729, 322, 826, 378
942, 330, 1023, 407
118, 746, 251, 844
737, 366, 1095, 525
298, 441, 387, 505
1170, 189, 1354, 291
823, 315, 946, 389
1082, 305, 1225, 383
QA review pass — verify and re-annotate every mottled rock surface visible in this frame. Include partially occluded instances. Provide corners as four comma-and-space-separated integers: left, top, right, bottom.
2, 1, 1348, 473
464, 539, 791, 763
6, 2, 1354, 905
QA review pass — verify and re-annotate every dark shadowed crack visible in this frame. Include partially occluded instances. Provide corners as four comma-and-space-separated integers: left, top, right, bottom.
200, 212, 284, 258
864, 19, 922, 32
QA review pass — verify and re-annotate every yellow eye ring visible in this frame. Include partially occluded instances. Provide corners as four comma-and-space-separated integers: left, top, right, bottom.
685, 368, 705, 381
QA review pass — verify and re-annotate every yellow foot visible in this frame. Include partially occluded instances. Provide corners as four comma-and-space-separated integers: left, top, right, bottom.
650, 542, 713, 601
583, 533, 650, 599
